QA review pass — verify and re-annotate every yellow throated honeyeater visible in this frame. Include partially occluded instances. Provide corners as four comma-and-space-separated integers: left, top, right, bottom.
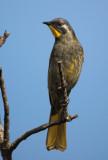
43, 18, 84, 151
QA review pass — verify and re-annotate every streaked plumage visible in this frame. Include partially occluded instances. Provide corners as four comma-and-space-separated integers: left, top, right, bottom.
44, 18, 84, 151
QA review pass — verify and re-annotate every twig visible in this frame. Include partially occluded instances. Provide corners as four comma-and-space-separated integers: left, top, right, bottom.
0, 31, 10, 47
0, 61, 78, 160
57, 61, 69, 119
10, 60, 78, 151
0, 123, 4, 145
0, 68, 10, 147
10, 114, 78, 151
58, 60, 68, 102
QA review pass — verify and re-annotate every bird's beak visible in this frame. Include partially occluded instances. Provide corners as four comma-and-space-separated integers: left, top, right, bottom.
43, 21, 62, 38
43, 21, 51, 26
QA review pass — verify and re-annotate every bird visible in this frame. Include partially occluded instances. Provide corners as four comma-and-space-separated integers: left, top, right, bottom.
43, 18, 84, 151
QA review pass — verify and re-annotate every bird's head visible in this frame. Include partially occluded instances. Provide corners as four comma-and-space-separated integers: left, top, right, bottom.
43, 18, 77, 40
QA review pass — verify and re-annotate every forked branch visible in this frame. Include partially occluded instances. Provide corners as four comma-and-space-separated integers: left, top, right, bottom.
10, 60, 78, 151
0, 61, 78, 160
0, 31, 10, 47
0, 68, 10, 147
10, 114, 78, 151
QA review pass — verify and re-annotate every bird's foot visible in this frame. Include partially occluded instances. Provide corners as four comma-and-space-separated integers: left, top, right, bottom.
61, 111, 71, 122
65, 114, 72, 122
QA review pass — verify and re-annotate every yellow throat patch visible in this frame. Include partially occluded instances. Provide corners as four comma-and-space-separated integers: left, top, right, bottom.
49, 25, 61, 38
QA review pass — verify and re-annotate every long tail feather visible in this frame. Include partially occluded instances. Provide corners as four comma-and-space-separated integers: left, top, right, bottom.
46, 112, 67, 151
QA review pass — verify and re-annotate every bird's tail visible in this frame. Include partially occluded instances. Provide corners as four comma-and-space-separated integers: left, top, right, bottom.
46, 111, 67, 151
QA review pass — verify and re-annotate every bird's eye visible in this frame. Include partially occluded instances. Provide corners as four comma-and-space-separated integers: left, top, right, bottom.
56, 23, 62, 27
56, 24, 66, 34
57, 25, 62, 29
55, 23, 62, 30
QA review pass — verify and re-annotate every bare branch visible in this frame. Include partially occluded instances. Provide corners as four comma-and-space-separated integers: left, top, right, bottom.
0, 31, 10, 47
10, 60, 78, 152
57, 61, 70, 120
58, 60, 68, 103
0, 123, 4, 145
0, 68, 10, 147
10, 114, 78, 151
0, 60, 78, 160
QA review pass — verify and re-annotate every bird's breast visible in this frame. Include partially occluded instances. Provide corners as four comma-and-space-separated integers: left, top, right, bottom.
49, 39, 84, 93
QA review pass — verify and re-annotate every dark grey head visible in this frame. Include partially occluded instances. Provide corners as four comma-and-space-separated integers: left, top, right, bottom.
43, 18, 76, 39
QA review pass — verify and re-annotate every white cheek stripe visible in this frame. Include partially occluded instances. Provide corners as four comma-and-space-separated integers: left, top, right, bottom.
62, 24, 70, 33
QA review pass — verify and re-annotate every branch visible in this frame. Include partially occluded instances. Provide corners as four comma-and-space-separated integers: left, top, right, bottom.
0, 123, 4, 145
0, 31, 10, 47
10, 60, 78, 152
58, 60, 68, 103
10, 114, 78, 151
0, 60, 78, 158
0, 68, 10, 147
57, 61, 70, 120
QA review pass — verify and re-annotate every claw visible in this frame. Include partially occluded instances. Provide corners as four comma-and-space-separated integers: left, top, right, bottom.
65, 115, 72, 122
60, 110, 71, 121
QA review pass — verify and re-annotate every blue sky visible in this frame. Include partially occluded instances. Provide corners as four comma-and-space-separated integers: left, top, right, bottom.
0, 0, 108, 159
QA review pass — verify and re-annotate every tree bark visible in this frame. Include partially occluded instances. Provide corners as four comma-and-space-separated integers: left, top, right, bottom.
1, 149, 12, 160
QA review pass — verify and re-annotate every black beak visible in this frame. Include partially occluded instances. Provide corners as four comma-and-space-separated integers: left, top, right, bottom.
43, 21, 51, 25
